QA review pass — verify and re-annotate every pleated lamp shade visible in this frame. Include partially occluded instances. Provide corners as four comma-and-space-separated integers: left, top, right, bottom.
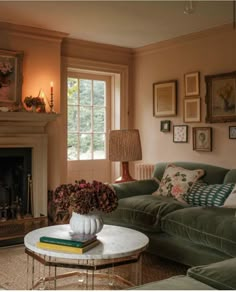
109, 129, 142, 183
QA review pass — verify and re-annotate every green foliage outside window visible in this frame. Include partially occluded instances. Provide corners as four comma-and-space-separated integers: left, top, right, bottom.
67, 77, 106, 161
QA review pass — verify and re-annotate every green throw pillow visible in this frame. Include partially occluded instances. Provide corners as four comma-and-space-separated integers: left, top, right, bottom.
184, 182, 235, 206
188, 258, 236, 290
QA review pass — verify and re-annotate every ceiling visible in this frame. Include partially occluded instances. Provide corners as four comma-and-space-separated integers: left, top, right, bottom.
0, 1, 234, 48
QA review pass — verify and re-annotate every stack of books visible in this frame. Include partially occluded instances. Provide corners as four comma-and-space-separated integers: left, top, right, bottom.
36, 234, 99, 254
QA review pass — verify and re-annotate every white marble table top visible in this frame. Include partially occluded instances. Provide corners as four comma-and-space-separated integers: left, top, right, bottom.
24, 224, 149, 260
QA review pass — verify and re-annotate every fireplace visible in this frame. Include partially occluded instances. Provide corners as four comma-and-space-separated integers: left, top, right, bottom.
0, 112, 58, 244
0, 147, 32, 221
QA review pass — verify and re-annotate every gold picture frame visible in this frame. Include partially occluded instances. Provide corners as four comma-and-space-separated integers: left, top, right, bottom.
153, 80, 177, 117
0, 49, 24, 107
205, 71, 236, 123
183, 97, 201, 123
193, 127, 212, 152
184, 72, 200, 97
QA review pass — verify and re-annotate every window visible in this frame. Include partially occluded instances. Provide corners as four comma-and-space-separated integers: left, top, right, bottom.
67, 76, 107, 161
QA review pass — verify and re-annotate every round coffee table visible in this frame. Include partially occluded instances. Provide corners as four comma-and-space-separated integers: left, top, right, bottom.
24, 224, 149, 290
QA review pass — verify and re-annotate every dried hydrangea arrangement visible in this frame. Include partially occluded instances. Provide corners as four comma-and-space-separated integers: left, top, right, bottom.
53, 179, 118, 215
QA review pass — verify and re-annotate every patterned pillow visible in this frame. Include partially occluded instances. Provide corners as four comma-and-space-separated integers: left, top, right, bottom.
152, 164, 205, 203
185, 182, 235, 206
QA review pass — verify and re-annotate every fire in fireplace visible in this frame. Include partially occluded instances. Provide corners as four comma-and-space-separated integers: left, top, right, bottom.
0, 148, 32, 221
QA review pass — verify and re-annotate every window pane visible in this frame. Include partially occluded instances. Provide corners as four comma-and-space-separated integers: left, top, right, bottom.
93, 107, 105, 133
93, 133, 105, 159
93, 80, 105, 106
80, 106, 91, 132
67, 133, 79, 161
80, 134, 92, 160
67, 106, 78, 132
67, 78, 78, 105
80, 79, 92, 106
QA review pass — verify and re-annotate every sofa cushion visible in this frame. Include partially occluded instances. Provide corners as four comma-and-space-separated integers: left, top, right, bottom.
188, 257, 236, 290
184, 182, 235, 206
102, 195, 187, 233
130, 275, 214, 290
153, 162, 229, 185
161, 206, 236, 257
224, 185, 236, 208
153, 163, 204, 203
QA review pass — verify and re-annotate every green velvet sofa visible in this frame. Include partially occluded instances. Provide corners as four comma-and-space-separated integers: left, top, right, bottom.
103, 162, 236, 267
131, 257, 236, 290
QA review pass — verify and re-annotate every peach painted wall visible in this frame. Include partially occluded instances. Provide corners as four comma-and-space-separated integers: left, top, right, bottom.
132, 25, 236, 169
0, 23, 67, 189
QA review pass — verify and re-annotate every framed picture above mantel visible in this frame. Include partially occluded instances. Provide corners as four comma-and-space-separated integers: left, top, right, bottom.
0, 49, 24, 107
205, 71, 236, 123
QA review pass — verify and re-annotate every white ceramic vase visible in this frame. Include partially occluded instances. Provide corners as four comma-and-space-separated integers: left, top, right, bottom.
69, 211, 104, 236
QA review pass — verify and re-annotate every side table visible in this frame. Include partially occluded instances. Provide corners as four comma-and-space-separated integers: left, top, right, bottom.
24, 224, 149, 290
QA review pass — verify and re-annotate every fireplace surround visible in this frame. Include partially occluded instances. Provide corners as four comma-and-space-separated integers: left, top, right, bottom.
0, 112, 58, 243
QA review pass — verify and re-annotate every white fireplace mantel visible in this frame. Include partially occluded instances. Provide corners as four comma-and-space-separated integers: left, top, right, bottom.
0, 112, 59, 217
0, 112, 59, 133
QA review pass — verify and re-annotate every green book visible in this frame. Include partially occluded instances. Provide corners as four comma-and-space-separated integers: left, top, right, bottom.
40, 236, 97, 248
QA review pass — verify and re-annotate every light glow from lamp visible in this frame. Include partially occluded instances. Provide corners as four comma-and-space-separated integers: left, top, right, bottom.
109, 129, 142, 183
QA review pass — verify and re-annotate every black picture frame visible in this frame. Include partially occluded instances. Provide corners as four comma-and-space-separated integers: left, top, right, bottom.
173, 125, 188, 143
229, 126, 236, 139
160, 120, 171, 132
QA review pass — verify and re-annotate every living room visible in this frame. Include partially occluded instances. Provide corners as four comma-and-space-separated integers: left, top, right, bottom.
0, 1, 236, 290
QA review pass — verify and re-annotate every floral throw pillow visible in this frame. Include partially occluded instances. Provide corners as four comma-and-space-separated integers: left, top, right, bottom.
152, 164, 205, 203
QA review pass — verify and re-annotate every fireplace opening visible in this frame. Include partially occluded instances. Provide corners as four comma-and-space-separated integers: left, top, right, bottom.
0, 148, 32, 221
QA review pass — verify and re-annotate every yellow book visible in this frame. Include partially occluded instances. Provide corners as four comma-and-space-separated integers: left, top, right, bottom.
36, 239, 100, 254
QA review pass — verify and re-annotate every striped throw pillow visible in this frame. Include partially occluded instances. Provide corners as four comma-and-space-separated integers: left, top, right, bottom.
184, 183, 235, 207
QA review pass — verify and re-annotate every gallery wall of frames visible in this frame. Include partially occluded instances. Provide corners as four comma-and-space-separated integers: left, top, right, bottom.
153, 71, 236, 152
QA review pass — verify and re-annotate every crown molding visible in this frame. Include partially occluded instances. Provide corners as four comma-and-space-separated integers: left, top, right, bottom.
62, 37, 133, 58
133, 23, 233, 57
0, 21, 68, 42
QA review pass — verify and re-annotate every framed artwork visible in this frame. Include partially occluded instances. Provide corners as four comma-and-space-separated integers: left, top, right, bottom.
184, 72, 200, 96
153, 80, 177, 117
160, 120, 171, 132
205, 71, 236, 123
193, 127, 212, 152
0, 49, 24, 107
183, 97, 201, 123
229, 126, 236, 139
173, 125, 188, 143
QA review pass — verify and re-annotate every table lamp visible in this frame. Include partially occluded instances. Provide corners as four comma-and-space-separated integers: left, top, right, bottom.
109, 129, 142, 183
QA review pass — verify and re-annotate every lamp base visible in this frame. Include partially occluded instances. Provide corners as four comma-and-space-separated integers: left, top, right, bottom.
114, 161, 136, 183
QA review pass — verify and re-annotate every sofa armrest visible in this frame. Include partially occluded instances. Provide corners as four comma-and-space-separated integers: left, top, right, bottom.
187, 257, 236, 290
110, 179, 159, 199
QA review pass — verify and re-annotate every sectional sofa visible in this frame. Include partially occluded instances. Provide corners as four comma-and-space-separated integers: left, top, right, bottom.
103, 161, 236, 289
103, 162, 236, 267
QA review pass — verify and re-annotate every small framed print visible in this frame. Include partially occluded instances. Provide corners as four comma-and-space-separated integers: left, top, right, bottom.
160, 120, 171, 132
184, 71, 200, 97
184, 97, 201, 123
229, 126, 236, 139
153, 80, 177, 117
173, 125, 188, 143
193, 127, 212, 152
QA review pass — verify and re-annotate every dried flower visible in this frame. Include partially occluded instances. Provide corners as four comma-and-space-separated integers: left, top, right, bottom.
53, 180, 118, 215
24, 96, 45, 108
0, 61, 13, 76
